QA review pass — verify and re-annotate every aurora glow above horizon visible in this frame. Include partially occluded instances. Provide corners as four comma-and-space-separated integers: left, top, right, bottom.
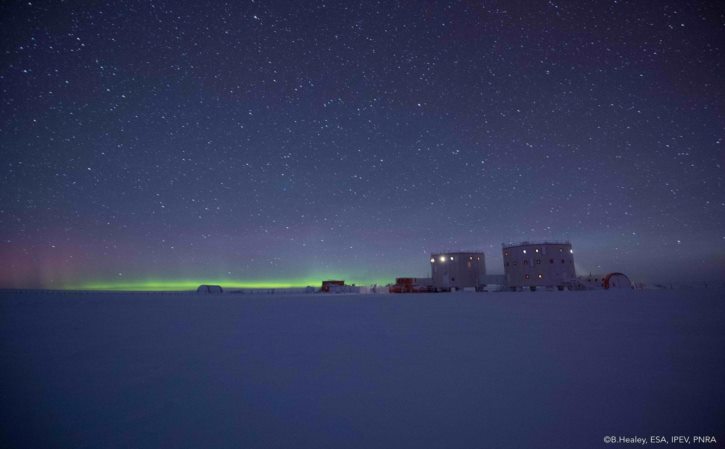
1, 1, 724, 289
66, 277, 392, 291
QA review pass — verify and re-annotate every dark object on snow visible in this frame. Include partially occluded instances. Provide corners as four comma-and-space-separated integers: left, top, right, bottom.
320, 280, 345, 293
197, 285, 223, 294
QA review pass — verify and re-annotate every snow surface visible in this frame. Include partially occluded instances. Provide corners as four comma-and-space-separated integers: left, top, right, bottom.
1, 289, 723, 449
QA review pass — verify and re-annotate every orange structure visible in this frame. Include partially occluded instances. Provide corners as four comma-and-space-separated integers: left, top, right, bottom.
389, 277, 433, 293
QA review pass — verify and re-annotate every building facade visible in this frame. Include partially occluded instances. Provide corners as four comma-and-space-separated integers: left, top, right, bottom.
430, 252, 486, 291
502, 242, 576, 290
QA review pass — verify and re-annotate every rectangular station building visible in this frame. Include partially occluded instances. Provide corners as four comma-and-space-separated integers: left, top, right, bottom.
430, 252, 486, 291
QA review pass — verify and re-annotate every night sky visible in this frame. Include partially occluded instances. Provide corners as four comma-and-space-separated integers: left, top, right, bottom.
1, 1, 723, 289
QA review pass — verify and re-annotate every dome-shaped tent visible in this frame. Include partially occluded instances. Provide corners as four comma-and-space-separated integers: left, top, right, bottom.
603, 273, 632, 289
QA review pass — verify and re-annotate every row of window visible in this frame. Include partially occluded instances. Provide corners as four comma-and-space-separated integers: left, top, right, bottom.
505, 259, 572, 267
523, 274, 544, 280
430, 256, 482, 263
503, 248, 572, 257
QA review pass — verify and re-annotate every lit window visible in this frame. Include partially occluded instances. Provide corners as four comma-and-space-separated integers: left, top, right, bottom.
450, 256, 454, 261
538, 274, 543, 279
524, 274, 530, 279
569, 249, 573, 254
522, 249, 527, 254
439, 256, 446, 262
504, 252, 509, 256
430, 258, 435, 263
535, 249, 539, 253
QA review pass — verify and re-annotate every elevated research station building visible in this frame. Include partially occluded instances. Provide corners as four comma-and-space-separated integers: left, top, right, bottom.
430, 251, 486, 291
503, 242, 576, 291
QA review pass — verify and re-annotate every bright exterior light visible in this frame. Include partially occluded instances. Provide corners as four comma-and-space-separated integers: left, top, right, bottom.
535, 249, 539, 253
522, 249, 527, 254
430, 258, 435, 263
570, 249, 574, 254
538, 274, 543, 279
439, 255, 446, 262
450, 256, 454, 261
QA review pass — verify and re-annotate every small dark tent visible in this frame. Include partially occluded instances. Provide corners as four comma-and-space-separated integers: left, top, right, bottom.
197, 284, 223, 294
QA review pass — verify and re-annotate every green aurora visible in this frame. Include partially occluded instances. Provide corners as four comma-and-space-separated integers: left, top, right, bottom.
67, 276, 393, 291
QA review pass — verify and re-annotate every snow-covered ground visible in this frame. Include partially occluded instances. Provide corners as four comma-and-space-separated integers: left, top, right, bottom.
1, 289, 723, 448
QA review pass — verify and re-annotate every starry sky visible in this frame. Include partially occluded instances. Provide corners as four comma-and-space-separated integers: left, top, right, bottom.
1, 0, 723, 289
